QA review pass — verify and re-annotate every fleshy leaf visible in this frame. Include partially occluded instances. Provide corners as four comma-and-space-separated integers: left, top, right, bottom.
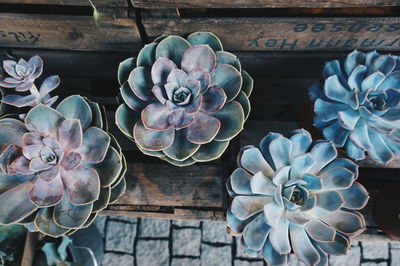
210, 64, 242, 102
213, 101, 244, 141
56, 95, 92, 130
187, 32, 223, 51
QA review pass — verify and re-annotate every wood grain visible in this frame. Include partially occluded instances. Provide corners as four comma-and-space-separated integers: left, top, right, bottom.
131, 0, 400, 8
143, 16, 400, 51
115, 162, 229, 208
0, 13, 140, 51
0, 0, 127, 6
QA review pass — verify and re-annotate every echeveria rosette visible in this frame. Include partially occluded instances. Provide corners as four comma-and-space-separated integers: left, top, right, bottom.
116, 32, 253, 166
227, 129, 369, 266
0, 95, 126, 238
0, 55, 59, 109
310, 50, 400, 164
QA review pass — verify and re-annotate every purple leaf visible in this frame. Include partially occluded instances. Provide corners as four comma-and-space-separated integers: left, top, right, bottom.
61, 165, 100, 205
22, 144, 42, 160
29, 174, 64, 207
128, 66, 154, 101
141, 102, 172, 131
2, 94, 36, 107
201, 85, 227, 113
58, 119, 83, 150
10, 156, 35, 174
188, 68, 210, 94
134, 120, 175, 151
186, 111, 220, 144
15, 81, 34, 92
181, 45, 216, 73
38, 165, 60, 182
169, 109, 194, 129
151, 58, 177, 85
60, 152, 82, 171
39, 75, 60, 96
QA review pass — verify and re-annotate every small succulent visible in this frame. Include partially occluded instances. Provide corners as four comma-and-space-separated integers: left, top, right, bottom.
0, 95, 126, 238
227, 129, 368, 265
310, 50, 400, 164
116, 32, 252, 166
0, 55, 59, 109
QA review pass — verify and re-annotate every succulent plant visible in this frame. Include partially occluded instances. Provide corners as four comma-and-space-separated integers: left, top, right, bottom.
310, 50, 400, 164
227, 129, 368, 265
116, 32, 252, 166
0, 95, 126, 238
0, 55, 59, 109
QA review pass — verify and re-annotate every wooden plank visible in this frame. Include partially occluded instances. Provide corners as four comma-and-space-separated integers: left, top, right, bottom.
0, 0, 127, 6
0, 13, 140, 52
143, 16, 400, 51
21, 232, 39, 266
132, 0, 400, 9
101, 207, 225, 221
114, 162, 229, 208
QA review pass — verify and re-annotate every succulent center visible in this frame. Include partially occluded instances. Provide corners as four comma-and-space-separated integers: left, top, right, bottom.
290, 188, 305, 205
366, 92, 388, 111
173, 87, 191, 106
15, 64, 28, 77
40, 146, 57, 165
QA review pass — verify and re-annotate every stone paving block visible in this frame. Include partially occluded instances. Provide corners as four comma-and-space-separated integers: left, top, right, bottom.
362, 242, 389, 260
139, 218, 170, 238
172, 219, 200, 227
201, 243, 232, 266
111, 216, 138, 223
102, 253, 134, 265
94, 215, 107, 237
105, 221, 136, 253
329, 245, 361, 266
136, 240, 169, 266
172, 228, 201, 256
171, 258, 201, 266
202, 221, 233, 244
361, 262, 388, 266
234, 259, 264, 266
235, 237, 260, 259
390, 242, 400, 266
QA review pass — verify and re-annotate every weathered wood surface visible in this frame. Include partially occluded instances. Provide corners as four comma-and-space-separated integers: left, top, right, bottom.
117, 163, 229, 207
132, 0, 400, 8
0, 0, 127, 6
0, 13, 140, 51
143, 16, 400, 51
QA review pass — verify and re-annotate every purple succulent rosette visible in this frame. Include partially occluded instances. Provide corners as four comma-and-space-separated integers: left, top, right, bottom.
0, 55, 59, 109
227, 129, 368, 266
0, 95, 126, 238
116, 32, 252, 166
310, 50, 400, 164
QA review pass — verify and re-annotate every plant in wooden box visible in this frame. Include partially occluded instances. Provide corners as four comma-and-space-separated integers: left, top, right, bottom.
226, 129, 369, 266
0, 56, 127, 238
116, 32, 252, 166
309, 50, 400, 164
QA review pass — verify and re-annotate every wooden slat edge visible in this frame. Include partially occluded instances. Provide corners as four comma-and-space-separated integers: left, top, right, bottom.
131, 0, 400, 9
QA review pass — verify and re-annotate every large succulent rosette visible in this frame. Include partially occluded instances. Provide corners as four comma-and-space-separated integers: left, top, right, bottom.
227, 129, 368, 266
116, 32, 252, 166
0, 95, 126, 237
310, 50, 400, 164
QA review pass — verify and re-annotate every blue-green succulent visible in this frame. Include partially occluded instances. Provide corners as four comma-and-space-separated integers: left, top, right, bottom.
116, 32, 252, 166
227, 129, 368, 266
310, 50, 400, 164
0, 95, 126, 238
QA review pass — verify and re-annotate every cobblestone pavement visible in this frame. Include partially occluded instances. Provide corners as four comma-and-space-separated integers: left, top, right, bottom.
94, 216, 397, 266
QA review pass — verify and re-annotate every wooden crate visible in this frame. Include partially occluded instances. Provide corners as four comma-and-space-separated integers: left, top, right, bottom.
0, 0, 141, 52
0, 0, 399, 242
